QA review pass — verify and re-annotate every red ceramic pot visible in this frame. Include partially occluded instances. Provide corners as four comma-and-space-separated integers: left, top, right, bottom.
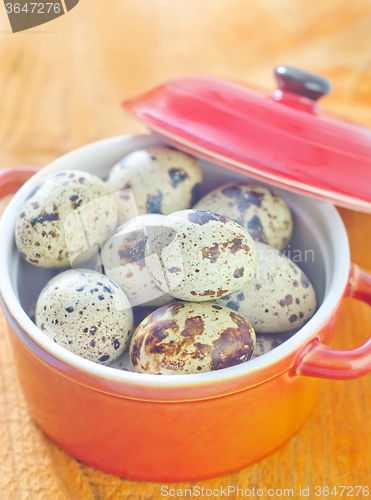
1, 68, 371, 482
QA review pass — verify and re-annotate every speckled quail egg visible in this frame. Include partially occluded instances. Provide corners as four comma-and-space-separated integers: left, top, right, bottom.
145, 209, 258, 301
194, 182, 292, 251
35, 269, 133, 365
16, 170, 118, 268
129, 301, 256, 375
216, 242, 317, 333
106, 146, 202, 225
97, 214, 174, 307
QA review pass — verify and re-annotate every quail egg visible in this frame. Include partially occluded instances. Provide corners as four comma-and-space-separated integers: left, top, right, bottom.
35, 269, 133, 365
216, 242, 317, 333
129, 301, 256, 375
106, 146, 202, 225
16, 170, 118, 268
97, 213, 174, 307
194, 182, 292, 251
145, 209, 258, 301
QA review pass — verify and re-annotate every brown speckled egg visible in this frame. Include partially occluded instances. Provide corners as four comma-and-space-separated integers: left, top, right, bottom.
35, 270, 133, 365
16, 170, 118, 268
215, 242, 317, 333
97, 213, 174, 307
129, 301, 256, 375
194, 182, 292, 251
145, 209, 258, 301
106, 147, 202, 225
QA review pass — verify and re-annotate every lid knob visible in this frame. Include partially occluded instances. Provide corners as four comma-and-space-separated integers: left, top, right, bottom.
275, 66, 331, 101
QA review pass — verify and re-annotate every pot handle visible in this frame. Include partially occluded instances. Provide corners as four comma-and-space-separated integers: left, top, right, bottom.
296, 263, 371, 380
0, 167, 40, 199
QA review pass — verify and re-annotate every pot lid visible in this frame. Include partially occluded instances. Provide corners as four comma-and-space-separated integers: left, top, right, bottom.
123, 66, 371, 213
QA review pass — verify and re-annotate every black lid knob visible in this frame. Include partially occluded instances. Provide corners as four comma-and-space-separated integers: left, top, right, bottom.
275, 66, 331, 101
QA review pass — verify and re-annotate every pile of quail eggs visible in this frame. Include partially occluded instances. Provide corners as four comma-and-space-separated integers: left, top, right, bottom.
15, 146, 316, 375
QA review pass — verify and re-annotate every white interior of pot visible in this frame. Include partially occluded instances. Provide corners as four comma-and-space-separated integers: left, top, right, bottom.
0, 134, 349, 386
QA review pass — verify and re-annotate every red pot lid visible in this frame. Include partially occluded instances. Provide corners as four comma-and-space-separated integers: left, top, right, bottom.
123, 66, 371, 213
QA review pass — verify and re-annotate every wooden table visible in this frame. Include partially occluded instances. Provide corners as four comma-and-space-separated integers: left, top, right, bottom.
1, 1, 371, 498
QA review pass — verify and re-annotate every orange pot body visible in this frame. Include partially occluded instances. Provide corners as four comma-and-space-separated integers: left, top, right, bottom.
6, 317, 330, 482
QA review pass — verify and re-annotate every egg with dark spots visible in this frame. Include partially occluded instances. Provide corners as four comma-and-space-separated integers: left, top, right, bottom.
97, 213, 174, 307
35, 270, 133, 365
15, 170, 118, 268
129, 301, 256, 374
105, 147, 202, 225
145, 209, 258, 301
215, 242, 317, 333
194, 182, 293, 251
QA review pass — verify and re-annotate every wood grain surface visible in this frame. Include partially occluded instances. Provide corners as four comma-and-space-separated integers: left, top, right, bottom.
1, 1, 371, 498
